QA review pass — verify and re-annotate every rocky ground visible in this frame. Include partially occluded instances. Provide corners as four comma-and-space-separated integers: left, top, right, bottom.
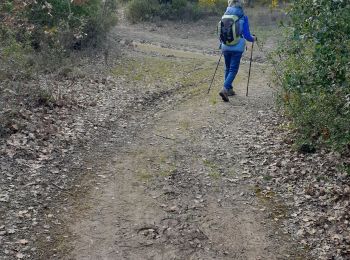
0, 10, 349, 260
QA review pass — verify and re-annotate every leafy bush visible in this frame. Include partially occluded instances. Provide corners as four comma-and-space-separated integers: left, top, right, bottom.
0, 24, 36, 80
27, 0, 118, 49
126, 0, 160, 23
1, 0, 117, 50
0, 0, 119, 96
198, 0, 227, 14
158, 0, 203, 20
0, 0, 118, 80
276, 0, 350, 151
126, 0, 227, 23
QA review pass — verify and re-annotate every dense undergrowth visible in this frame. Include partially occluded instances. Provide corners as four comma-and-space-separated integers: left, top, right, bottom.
275, 0, 350, 153
0, 0, 117, 78
124, 0, 237, 23
124, 0, 287, 31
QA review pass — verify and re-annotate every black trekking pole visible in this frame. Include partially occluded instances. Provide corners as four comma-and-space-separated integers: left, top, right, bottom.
246, 41, 254, 97
207, 53, 223, 94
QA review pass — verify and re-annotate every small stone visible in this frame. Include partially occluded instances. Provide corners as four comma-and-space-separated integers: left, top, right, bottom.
169, 206, 178, 212
19, 239, 29, 245
7, 229, 15, 234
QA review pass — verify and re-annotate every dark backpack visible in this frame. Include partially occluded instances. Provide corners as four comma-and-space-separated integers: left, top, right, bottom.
218, 14, 243, 46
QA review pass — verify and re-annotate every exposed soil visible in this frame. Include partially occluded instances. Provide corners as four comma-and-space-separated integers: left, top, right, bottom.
65, 18, 305, 260
69, 80, 303, 259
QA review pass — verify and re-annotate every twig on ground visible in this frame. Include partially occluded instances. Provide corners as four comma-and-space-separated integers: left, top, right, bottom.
155, 133, 176, 141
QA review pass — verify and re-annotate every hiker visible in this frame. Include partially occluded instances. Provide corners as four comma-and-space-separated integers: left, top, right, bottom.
218, 0, 256, 102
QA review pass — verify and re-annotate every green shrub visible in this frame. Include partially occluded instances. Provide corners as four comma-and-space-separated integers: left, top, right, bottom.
0, 26, 34, 80
126, 0, 160, 23
1, 1, 14, 12
27, 0, 118, 48
276, 0, 350, 151
126, 0, 206, 22
159, 0, 203, 20
172, 0, 187, 11
0, 0, 118, 80
214, 0, 228, 13
198, 0, 227, 14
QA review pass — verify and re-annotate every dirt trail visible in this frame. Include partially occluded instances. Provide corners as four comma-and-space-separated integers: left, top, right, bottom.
67, 21, 303, 260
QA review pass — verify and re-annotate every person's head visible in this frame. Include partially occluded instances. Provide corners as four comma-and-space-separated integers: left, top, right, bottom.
228, 0, 244, 7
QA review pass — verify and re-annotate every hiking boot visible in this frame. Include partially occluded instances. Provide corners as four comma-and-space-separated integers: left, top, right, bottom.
227, 88, 236, 96
219, 88, 229, 102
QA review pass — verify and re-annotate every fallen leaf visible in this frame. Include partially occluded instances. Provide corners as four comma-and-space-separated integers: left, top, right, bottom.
18, 239, 29, 245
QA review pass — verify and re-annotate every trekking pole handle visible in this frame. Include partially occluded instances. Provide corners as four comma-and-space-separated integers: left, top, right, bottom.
253, 34, 258, 42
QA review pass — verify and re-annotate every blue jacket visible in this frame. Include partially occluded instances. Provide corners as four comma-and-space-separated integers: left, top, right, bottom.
221, 6, 255, 53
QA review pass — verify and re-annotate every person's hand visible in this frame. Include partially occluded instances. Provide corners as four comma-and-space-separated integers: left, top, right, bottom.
253, 35, 258, 42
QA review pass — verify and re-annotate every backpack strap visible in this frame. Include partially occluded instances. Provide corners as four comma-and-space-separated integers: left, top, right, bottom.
222, 14, 235, 19
237, 14, 244, 36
